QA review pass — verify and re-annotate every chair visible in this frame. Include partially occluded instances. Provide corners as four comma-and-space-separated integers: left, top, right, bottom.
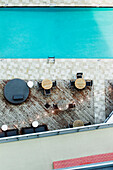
86, 80, 93, 86
53, 104, 58, 109
34, 125, 48, 133
70, 80, 75, 86
45, 103, 50, 109
52, 81, 57, 87
84, 122, 91, 126
21, 127, 35, 135
37, 81, 42, 88
66, 124, 73, 128
44, 89, 51, 95
6, 129, 19, 137
0, 131, 6, 138
68, 103, 75, 108
76, 73, 83, 79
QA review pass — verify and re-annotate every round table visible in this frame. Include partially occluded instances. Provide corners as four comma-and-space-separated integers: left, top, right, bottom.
4, 79, 29, 104
75, 78, 86, 90
73, 120, 84, 127
32, 121, 39, 128
57, 99, 69, 111
1, 125, 8, 131
42, 79, 52, 90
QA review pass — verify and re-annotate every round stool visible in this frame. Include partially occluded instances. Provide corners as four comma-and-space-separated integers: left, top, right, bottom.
1, 124, 8, 131
32, 121, 39, 128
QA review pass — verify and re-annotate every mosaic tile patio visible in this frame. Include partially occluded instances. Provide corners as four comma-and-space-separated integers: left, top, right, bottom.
0, 79, 94, 130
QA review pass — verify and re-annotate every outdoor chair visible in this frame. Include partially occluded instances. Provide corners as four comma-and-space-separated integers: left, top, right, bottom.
38, 81, 42, 88
76, 73, 83, 79
86, 80, 93, 86
44, 89, 51, 95
68, 103, 75, 108
45, 102, 50, 109
66, 124, 73, 128
52, 80, 57, 87
84, 122, 91, 126
70, 80, 75, 86
53, 104, 58, 109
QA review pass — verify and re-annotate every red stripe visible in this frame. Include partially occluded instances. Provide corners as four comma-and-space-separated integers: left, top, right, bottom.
53, 152, 113, 169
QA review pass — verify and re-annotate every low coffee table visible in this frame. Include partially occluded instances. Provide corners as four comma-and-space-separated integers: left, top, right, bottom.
4, 79, 29, 104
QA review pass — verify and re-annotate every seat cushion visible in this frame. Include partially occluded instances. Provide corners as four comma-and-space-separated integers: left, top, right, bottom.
34, 125, 48, 133
0, 131, 6, 138
6, 129, 19, 137
21, 127, 34, 134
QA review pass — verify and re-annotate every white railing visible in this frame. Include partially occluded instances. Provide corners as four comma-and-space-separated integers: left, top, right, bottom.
0, 122, 113, 143
104, 111, 113, 123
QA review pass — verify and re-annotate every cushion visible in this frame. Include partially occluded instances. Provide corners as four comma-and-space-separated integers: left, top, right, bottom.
6, 129, 19, 137
0, 131, 6, 138
21, 127, 34, 134
35, 125, 48, 133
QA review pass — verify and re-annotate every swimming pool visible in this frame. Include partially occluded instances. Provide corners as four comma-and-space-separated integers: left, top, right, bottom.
0, 7, 113, 59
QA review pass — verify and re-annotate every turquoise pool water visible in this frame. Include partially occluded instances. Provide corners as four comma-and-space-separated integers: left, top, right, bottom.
0, 8, 113, 59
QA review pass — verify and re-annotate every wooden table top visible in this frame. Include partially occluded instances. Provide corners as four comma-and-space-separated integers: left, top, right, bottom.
42, 79, 52, 90
75, 78, 86, 90
73, 120, 84, 127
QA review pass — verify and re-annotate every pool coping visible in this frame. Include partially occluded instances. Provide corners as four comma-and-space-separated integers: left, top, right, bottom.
0, 6, 113, 8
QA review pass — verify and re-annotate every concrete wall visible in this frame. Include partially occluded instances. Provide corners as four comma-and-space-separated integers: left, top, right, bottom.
0, 127, 113, 170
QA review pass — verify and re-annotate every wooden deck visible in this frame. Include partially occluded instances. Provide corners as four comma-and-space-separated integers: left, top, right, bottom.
0, 80, 94, 131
